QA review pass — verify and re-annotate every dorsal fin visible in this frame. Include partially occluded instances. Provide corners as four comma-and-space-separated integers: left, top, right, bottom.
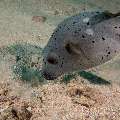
104, 11, 120, 17
90, 11, 120, 26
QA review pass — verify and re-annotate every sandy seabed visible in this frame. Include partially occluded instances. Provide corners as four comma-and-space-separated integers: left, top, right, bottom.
0, 0, 120, 120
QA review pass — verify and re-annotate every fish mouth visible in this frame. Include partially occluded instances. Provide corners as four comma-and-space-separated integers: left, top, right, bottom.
42, 70, 57, 80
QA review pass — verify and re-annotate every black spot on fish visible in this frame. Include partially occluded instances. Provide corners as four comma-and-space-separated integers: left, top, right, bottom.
47, 57, 58, 65
74, 31, 78, 34
59, 26, 62, 29
102, 56, 103, 60
16, 56, 21, 61
82, 35, 85, 38
96, 11, 100, 14
102, 37, 105, 41
55, 47, 58, 50
118, 34, 120, 37
92, 41, 95, 43
108, 51, 110, 54
67, 27, 70, 30
51, 33, 54, 36
74, 30, 79, 36
60, 61, 64, 67
73, 21, 77, 24
43, 59, 46, 65
87, 58, 90, 60
87, 22, 90, 25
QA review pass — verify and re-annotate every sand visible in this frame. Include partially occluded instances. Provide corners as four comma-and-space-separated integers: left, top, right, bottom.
0, 0, 120, 120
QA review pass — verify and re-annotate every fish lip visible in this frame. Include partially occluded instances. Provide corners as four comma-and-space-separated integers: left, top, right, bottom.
42, 70, 57, 80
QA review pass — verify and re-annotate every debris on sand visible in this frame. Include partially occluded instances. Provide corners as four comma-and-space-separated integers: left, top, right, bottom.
32, 16, 46, 23
0, 105, 32, 120
0, 82, 32, 120
54, 10, 60, 15
66, 83, 104, 108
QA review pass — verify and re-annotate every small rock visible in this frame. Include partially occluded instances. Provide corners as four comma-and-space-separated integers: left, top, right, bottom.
0, 107, 17, 120
12, 105, 32, 120
66, 84, 103, 107
0, 105, 32, 120
26, 107, 32, 112
0, 89, 8, 96
54, 10, 59, 15
72, 95, 95, 108
32, 16, 46, 23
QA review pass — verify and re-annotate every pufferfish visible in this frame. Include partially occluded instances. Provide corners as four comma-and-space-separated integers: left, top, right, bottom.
42, 10, 120, 80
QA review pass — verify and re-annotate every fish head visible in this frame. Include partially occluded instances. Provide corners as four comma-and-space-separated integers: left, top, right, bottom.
42, 18, 93, 80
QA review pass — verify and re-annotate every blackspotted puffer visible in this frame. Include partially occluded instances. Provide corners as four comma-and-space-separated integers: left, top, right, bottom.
42, 10, 120, 80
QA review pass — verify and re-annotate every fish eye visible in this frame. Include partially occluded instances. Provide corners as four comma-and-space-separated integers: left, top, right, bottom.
47, 56, 58, 65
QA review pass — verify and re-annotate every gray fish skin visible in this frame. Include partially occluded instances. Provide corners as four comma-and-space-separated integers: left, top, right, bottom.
42, 10, 120, 80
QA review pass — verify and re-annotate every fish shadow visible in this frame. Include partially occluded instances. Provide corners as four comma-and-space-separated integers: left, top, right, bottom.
78, 71, 111, 85
62, 71, 111, 85
0, 43, 48, 86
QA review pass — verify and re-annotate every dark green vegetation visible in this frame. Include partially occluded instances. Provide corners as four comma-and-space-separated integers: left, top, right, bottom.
62, 71, 110, 85
0, 43, 45, 84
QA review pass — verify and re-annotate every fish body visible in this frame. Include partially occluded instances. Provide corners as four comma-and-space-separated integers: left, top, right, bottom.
42, 10, 120, 80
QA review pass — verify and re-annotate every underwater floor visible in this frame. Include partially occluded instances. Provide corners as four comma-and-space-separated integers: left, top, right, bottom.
0, 0, 120, 120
